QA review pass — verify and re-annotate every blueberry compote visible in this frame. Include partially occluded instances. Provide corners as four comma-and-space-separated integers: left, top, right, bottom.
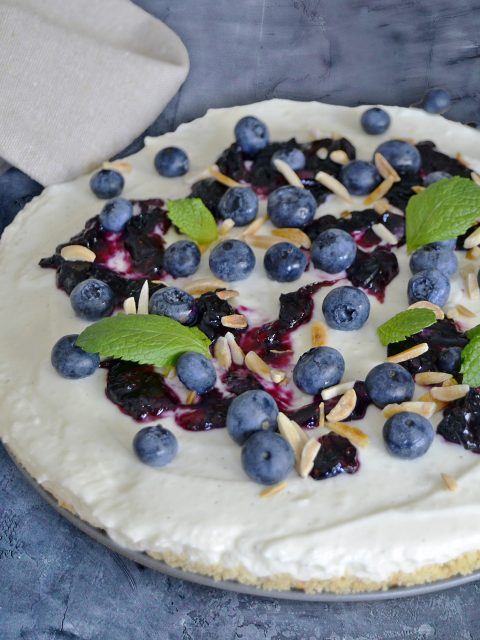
437, 389, 480, 453
310, 433, 359, 480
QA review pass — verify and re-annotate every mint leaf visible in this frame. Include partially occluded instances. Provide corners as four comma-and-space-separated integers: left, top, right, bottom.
167, 198, 218, 244
76, 314, 211, 368
406, 176, 480, 252
467, 323, 480, 340
377, 308, 436, 346
461, 334, 480, 387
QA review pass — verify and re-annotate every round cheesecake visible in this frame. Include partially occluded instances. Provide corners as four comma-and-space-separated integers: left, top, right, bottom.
1, 100, 480, 593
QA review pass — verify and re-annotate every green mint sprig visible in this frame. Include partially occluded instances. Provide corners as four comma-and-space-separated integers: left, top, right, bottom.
76, 314, 211, 368
377, 308, 437, 346
461, 324, 480, 387
166, 198, 218, 244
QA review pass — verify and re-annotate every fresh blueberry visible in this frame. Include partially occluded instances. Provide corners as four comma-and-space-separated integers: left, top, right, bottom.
322, 286, 370, 331
374, 140, 422, 175
360, 107, 391, 135
407, 269, 450, 307
176, 352, 216, 394
241, 431, 295, 485
154, 147, 189, 177
409, 245, 458, 277
149, 287, 198, 325
365, 363, 415, 408
163, 240, 201, 278
90, 169, 124, 199
234, 116, 269, 155
271, 147, 306, 171
437, 346, 462, 374
383, 411, 434, 459
226, 390, 279, 445
99, 197, 133, 232
218, 187, 258, 226
421, 88, 451, 114
339, 161, 381, 196
311, 228, 357, 274
209, 239, 255, 281
51, 334, 100, 379
133, 424, 178, 467
429, 239, 457, 250
423, 171, 452, 186
263, 242, 307, 282
293, 346, 345, 395
70, 278, 114, 321
267, 186, 316, 228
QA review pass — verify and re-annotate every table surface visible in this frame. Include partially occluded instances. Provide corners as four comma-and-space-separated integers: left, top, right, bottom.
2, 1, 480, 637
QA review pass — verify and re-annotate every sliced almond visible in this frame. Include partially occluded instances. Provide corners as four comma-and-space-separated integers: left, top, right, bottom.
326, 388, 357, 423
456, 152, 469, 167
101, 160, 132, 174
441, 473, 458, 492
244, 351, 271, 379
60, 244, 96, 263
216, 289, 239, 300
415, 371, 452, 385
214, 336, 232, 370
442, 376, 458, 387
277, 413, 308, 466
407, 300, 444, 320
373, 199, 390, 215
272, 158, 304, 188
418, 390, 448, 413
463, 226, 480, 249
260, 482, 288, 498
185, 390, 197, 405
246, 235, 283, 249
374, 153, 400, 182
316, 147, 328, 160
386, 343, 429, 364
318, 401, 325, 428
123, 296, 137, 315
221, 314, 248, 329
208, 165, 243, 188
465, 270, 480, 300
299, 439, 321, 478
329, 149, 350, 165
165, 366, 176, 380
456, 304, 476, 318
446, 306, 460, 321
327, 422, 369, 448
271, 227, 312, 248
466, 246, 480, 260
371, 222, 398, 245
270, 369, 287, 384
430, 384, 469, 402
136, 280, 149, 315
339, 210, 352, 219
315, 171, 353, 204
241, 213, 269, 237
383, 401, 436, 420
225, 332, 245, 366
471, 171, 480, 186
411, 185, 425, 194
364, 176, 394, 205
184, 277, 225, 296
311, 320, 328, 347
321, 380, 356, 401
219, 218, 235, 235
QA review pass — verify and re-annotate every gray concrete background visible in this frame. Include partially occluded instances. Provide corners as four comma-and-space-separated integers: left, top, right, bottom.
2, 0, 480, 637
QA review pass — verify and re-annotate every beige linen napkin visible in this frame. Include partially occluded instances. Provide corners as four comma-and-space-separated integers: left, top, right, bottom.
0, 0, 189, 185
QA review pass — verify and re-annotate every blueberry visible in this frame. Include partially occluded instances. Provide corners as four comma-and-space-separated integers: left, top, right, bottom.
70, 278, 114, 321
241, 431, 295, 485
383, 412, 434, 459
99, 197, 133, 232
226, 390, 279, 445
133, 424, 178, 467
360, 107, 391, 135
374, 140, 422, 175
293, 346, 345, 395
423, 171, 452, 186
311, 228, 357, 274
271, 147, 306, 171
407, 269, 450, 307
154, 147, 189, 177
209, 239, 255, 281
437, 346, 462, 374
176, 352, 216, 394
365, 363, 414, 408
149, 287, 197, 325
51, 334, 100, 379
267, 186, 316, 228
339, 161, 381, 196
428, 239, 457, 250
90, 169, 124, 199
422, 88, 451, 114
218, 187, 258, 226
263, 242, 307, 282
322, 286, 370, 331
234, 116, 269, 155
163, 240, 201, 278
409, 245, 458, 277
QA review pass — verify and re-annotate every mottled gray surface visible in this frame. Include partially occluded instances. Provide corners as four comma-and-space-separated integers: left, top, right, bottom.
2, 0, 480, 637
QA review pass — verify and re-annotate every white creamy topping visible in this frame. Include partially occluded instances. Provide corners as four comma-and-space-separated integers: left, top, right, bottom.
1, 100, 480, 584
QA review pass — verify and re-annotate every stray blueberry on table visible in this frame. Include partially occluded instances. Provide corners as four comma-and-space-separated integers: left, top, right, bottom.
360, 107, 391, 135
226, 390, 279, 445
209, 239, 256, 281
241, 431, 295, 485
271, 147, 306, 171
176, 352, 217, 394
267, 186, 316, 228
99, 197, 133, 232
383, 411, 434, 459
154, 147, 189, 177
374, 140, 422, 175
340, 160, 381, 196
70, 278, 114, 321
90, 169, 124, 199
264, 242, 307, 282
365, 363, 415, 408
234, 116, 269, 155
133, 424, 178, 467
322, 286, 370, 331
293, 346, 345, 395
311, 228, 357, 274
407, 269, 450, 307
149, 287, 198, 325
421, 88, 451, 115
51, 334, 100, 379
163, 240, 201, 278
409, 245, 457, 277
218, 187, 258, 226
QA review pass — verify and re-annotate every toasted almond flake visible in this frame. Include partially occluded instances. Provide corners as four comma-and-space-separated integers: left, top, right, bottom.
328, 422, 369, 448
273, 158, 304, 188
246, 234, 283, 249
198, 242, 213, 255
214, 336, 232, 370
318, 402, 325, 428
208, 165, 243, 188
316, 147, 328, 160
321, 380, 356, 401
216, 289, 239, 300
260, 482, 288, 498
165, 366, 176, 380
315, 171, 353, 204
443, 376, 458, 387
456, 303, 476, 318
136, 280, 149, 315
467, 246, 480, 260
464, 226, 480, 249
364, 176, 394, 205
185, 390, 197, 405
184, 277, 225, 296
241, 213, 269, 237
411, 185, 425, 194
431, 384, 470, 402
299, 439, 321, 478
60, 244, 96, 263
373, 199, 390, 215
270, 369, 287, 384
418, 390, 448, 413
374, 153, 400, 182
101, 160, 132, 174
123, 296, 137, 315
371, 222, 398, 245
277, 413, 308, 466
465, 270, 480, 300
326, 388, 357, 422
407, 300, 445, 320
386, 342, 429, 364
415, 371, 452, 385
329, 149, 350, 165
456, 152, 469, 167
219, 218, 235, 235
339, 210, 352, 219
383, 401, 436, 419
221, 314, 248, 329
441, 473, 458, 492
225, 332, 245, 365
471, 171, 480, 186
245, 351, 271, 379
311, 320, 328, 347
271, 227, 312, 248
446, 307, 460, 321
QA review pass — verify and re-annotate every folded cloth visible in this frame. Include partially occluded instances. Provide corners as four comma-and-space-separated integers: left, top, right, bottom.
0, 0, 189, 185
